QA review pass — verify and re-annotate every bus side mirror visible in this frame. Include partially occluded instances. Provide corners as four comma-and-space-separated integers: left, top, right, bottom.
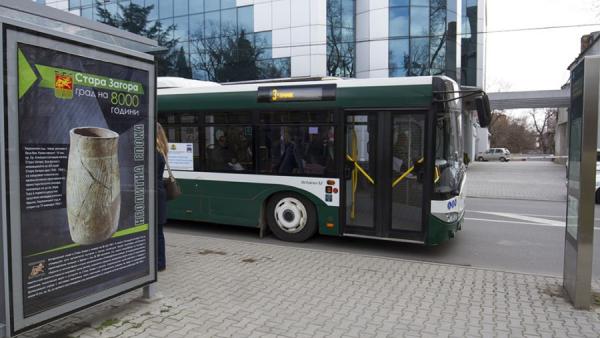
475, 94, 491, 128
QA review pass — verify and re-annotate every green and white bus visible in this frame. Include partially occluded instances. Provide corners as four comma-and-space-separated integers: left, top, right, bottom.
158, 76, 488, 245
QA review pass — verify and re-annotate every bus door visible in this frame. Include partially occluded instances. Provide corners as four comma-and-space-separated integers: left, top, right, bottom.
344, 111, 427, 242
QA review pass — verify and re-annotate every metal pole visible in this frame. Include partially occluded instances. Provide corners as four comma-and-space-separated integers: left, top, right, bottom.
143, 284, 156, 300
563, 56, 599, 309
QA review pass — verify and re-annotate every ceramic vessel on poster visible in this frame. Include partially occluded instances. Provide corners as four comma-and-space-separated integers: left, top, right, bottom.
67, 127, 121, 245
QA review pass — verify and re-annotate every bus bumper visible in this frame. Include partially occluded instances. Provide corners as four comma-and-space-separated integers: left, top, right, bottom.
426, 214, 463, 246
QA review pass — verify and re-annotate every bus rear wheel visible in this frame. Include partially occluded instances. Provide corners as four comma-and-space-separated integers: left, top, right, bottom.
266, 192, 317, 242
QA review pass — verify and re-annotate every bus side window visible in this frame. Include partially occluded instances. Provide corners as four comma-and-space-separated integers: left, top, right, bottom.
258, 125, 335, 176
203, 126, 254, 172
161, 113, 201, 171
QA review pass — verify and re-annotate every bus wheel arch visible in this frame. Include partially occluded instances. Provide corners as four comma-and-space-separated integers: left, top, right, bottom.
265, 191, 318, 242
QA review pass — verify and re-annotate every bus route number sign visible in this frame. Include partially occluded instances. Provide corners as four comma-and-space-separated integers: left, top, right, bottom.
257, 84, 336, 103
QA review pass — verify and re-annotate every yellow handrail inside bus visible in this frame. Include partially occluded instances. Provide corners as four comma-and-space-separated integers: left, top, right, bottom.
345, 155, 375, 185
347, 128, 375, 220
391, 158, 441, 187
350, 128, 357, 219
392, 158, 424, 187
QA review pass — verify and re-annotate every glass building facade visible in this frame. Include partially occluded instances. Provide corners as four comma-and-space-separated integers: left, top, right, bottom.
388, 0, 458, 79
461, 0, 478, 86
64, 0, 482, 85
326, 0, 355, 77
70, 0, 290, 80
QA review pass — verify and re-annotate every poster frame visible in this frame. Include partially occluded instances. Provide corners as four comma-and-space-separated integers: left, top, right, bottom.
4, 28, 156, 334
563, 55, 600, 309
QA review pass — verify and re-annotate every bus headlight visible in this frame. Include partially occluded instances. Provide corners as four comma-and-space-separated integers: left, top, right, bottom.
446, 212, 459, 223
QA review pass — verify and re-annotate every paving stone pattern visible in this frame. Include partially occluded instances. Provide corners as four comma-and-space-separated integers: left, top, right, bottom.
466, 161, 567, 201
22, 233, 600, 337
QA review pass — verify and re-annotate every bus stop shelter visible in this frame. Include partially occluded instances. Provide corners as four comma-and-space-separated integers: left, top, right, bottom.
0, 0, 159, 336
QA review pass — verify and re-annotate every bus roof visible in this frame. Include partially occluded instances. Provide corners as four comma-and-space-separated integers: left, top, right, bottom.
157, 77, 221, 89
158, 76, 435, 96
158, 76, 454, 111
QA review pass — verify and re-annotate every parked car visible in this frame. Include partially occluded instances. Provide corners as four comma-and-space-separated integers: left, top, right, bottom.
476, 148, 511, 162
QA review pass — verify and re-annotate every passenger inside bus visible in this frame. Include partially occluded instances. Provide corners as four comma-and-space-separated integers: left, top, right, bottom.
274, 129, 304, 174
209, 129, 243, 171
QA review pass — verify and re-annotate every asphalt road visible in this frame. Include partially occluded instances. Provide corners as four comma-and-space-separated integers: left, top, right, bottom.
165, 161, 600, 279
166, 197, 600, 279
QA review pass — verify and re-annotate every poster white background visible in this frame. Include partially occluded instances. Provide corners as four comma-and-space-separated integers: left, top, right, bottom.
168, 143, 194, 171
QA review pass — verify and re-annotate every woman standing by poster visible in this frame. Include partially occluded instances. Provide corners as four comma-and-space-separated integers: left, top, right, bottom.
156, 123, 168, 271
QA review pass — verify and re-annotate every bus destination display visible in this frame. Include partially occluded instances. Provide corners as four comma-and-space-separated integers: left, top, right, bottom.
257, 84, 336, 103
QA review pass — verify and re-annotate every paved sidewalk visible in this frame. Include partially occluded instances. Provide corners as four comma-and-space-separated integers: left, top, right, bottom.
23, 232, 600, 338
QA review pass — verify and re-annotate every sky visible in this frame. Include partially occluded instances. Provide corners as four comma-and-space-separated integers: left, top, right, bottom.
486, 0, 599, 92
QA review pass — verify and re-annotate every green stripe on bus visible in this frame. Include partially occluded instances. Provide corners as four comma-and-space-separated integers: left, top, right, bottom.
158, 85, 433, 111
26, 223, 149, 257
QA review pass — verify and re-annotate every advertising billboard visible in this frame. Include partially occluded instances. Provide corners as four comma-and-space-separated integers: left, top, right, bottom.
5, 31, 155, 333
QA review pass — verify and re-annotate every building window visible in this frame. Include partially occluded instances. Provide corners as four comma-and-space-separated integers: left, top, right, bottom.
173, 0, 188, 17
189, 0, 204, 14
389, 6, 409, 37
237, 6, 253, 33
389, 0, 455, 79
205, 0, 220, 12
327, 0, 356, 77
461, 0, 478, 86
66, 0, 293, 82
389, 38, 409, 76
159, 0, 173, 18
173, 16, 189, 41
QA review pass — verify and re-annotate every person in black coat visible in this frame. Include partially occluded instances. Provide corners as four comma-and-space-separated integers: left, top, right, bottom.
156, 123, 168, 271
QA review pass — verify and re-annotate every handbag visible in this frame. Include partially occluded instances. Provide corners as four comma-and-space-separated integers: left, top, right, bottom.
164, 158, 182, 200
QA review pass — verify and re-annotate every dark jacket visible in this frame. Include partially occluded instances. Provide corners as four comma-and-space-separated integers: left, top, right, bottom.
156, 150, 167, 225
276, 142, 303, 174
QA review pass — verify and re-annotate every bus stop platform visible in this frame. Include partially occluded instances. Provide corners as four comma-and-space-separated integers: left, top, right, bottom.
21, 232, 600, 338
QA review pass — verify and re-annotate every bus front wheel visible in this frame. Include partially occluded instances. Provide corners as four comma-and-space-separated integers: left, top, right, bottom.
266, 192, 317, 242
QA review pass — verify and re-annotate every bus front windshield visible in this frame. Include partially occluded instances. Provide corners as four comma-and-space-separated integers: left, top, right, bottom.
435, 109, 464, 195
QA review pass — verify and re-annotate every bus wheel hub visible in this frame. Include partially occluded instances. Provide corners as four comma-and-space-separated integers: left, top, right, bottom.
274, 197, 307, 233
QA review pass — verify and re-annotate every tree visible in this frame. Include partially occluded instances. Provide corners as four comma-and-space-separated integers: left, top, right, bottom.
173, 47, 192, 78
216, 31, 260, 82
190, 24, 285, 82
489, 112, 536, 153
95, 2, 179, 76
326, 0, 355, 77
529, 108, 558, 154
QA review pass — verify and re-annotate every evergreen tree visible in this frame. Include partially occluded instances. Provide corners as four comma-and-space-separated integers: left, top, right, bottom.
95, 1, 178, 76
190, 26, 286, 82
174, 47, 193, 78
216, 31, 260, 82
